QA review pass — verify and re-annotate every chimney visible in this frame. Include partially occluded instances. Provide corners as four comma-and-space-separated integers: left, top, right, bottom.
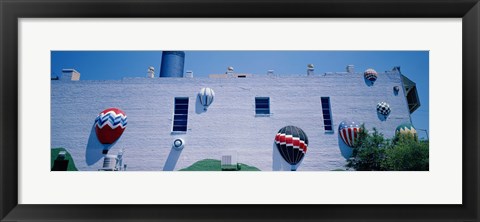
346, 65, 355, 73
61, 69, 80, 81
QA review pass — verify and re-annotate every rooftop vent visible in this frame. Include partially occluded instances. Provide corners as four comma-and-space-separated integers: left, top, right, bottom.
346, 65, 355, 73
234, 74, 252, 78
267, 70, 274, 76
147, 66, 155, 78
307, 64, 314, 76
185, 70, 193, 78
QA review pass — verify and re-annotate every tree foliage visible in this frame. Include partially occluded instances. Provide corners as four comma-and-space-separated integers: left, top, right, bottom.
346, 125, 429, 171
346, 127, 389, 170
383, 134, 429, 171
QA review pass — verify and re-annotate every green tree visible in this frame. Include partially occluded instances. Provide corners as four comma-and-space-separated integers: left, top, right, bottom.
346, 126, 390, 171
383, 134, 429, 171
346, 126, 429, 171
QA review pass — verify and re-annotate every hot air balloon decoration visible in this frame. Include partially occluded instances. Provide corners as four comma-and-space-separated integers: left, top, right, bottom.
395, 123, 417, 138
376, 102, 391, 116
338, 121, 361, 148
198, 87, 215, 111
274, 126, 309, 171
94, 108, 127, 154
364, 68, 378, 82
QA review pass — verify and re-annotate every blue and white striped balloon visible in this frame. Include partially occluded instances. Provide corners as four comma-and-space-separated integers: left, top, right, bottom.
198, 87, 215, 111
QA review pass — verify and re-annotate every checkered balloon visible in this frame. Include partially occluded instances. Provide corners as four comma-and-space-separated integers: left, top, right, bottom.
376, 102, 391, 116
364, 68, 378, 81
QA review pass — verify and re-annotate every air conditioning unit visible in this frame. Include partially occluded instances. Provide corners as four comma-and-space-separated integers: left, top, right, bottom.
98, 155, 117, 171
221, 154, 239, 171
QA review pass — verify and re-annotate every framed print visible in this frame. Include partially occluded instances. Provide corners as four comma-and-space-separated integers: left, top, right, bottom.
1, 0, 479, 221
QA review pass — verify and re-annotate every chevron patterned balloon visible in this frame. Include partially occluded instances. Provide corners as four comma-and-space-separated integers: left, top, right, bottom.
95, 108, 127, 144
395, 123, 417, 137
338, 121, 361, 148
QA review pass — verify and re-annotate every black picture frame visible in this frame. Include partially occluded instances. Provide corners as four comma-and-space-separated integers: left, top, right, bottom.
1, 0, 479, 221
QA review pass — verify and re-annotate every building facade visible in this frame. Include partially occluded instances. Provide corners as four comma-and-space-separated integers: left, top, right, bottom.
51, 52, 420, 171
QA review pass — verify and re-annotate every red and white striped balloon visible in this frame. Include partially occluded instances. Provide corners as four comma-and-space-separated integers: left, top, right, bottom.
338, 121, 361, 148
274, 125, 309, 171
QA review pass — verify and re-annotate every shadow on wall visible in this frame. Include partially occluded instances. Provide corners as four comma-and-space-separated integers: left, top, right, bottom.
272, 143, 299, 171
393, 87, 399, 96
377, 112, 387, 121
338, 134, 353, 159
163, 145, 184, 171
195, 95, 206, 114
85, 124, 112, 166
364, 78, 374, 87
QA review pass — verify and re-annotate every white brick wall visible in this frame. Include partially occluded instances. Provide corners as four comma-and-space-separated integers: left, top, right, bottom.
51, 71, 412, 171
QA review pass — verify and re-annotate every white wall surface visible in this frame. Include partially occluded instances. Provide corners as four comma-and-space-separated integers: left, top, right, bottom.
51, 71, 412, 171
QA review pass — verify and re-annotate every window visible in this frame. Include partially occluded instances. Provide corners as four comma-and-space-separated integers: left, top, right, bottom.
321, 97, 333, 132
172, 97, 189, 132
255, 97, 270, 115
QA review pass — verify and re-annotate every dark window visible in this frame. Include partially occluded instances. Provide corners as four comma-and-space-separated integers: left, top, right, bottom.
321, 97, 333, 132
255, 97, 270, 115
173, 97, 189, 132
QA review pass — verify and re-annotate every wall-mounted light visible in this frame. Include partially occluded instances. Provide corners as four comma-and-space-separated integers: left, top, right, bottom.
173, 138, 185, 150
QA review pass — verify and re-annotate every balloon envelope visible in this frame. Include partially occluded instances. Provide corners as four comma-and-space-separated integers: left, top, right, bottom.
339, 121, 361, 148
198, 87, 215, 110
274, 126, 309, 169
364, 68, 378, 81
95, 108, 127, 144
396, 123, 417, 137
376, 102, 391, 116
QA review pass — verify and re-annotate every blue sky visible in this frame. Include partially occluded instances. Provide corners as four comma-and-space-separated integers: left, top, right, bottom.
51, 51, 429, 139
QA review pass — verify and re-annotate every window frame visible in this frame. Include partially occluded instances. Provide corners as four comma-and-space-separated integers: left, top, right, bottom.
255, 97, 271, 117
172, 97, 189, 133
321, 97, 334, 133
